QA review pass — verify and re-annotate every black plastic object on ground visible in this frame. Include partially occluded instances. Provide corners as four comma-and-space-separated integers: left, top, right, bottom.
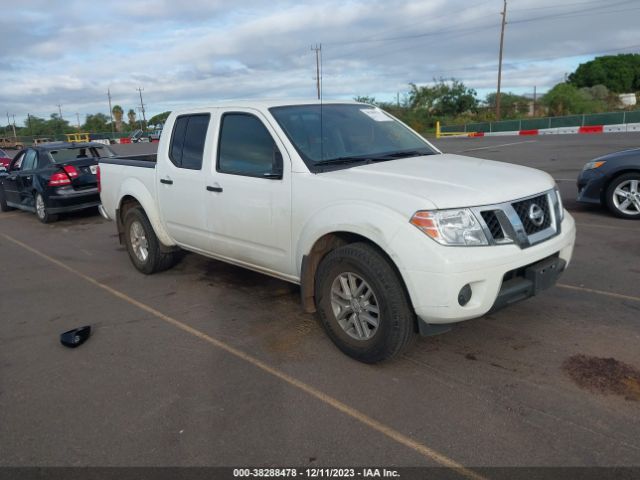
60, 326, 91, 348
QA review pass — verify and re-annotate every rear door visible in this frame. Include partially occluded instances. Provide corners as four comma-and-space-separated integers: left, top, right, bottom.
156, 113, 212, 251
17, 149, 38, 207
205, 109, 292, 275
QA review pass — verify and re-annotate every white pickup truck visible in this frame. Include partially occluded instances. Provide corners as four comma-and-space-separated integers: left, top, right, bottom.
99, 100, 576, 363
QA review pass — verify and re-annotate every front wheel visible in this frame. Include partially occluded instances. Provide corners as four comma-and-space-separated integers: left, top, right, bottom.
123, 206, 182, 274
35, 193, 58, 223
605, 173, 640, 219
315, 242, 415, 363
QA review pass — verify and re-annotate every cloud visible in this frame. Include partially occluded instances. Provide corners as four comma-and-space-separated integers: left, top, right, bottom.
0, 0, 639, 124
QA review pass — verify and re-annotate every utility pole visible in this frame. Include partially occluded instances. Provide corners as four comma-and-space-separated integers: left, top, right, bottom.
27, 113, 33, 135
57, 104, 63, 120
311, 44, 322, 100
11, 114, 17, 139
533, 85, 537, 117
396, 92, 400, 108
495, 0, 507, 120
107, 89, 115, 137
76, 113, 81, 130
137, 87, 147, 130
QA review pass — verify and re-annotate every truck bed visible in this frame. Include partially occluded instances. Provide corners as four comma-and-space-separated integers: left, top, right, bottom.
100, 153, 157, 168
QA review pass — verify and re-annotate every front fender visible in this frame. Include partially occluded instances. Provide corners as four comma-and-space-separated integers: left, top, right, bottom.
295, 201, 407, 275
117, 177, 175, 247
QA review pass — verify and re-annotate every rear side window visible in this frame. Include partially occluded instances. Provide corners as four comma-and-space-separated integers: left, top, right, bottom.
169, 114, 210, 170
217, 113, 277, 177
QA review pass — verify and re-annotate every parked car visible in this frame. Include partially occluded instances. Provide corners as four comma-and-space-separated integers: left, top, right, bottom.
99, 101, 575, 363
0, 137, 24, 150
0, 142, 116, 223
577, 148, 640, 219
0, 148, 11, 170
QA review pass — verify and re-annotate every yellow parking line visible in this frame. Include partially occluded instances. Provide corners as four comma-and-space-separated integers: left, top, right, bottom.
558, 283, 640, 302
1, 232, 486, 480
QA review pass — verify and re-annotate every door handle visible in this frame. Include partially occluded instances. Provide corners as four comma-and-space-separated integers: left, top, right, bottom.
160, 178, 173, 185
206, 185, 223, 193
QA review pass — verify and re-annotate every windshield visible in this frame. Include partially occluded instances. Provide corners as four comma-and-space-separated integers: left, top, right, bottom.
269, 104, 436, 171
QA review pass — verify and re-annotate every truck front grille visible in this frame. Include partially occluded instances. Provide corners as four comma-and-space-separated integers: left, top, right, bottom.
511, 194, 551, 235
480, 211, 505, 240
473, 189, 561, 249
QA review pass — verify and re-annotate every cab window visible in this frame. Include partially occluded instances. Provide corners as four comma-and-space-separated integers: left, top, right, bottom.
217, 113, 281, 178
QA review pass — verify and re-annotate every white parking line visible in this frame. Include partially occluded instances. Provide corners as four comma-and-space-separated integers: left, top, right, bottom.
455, 140, 537, 153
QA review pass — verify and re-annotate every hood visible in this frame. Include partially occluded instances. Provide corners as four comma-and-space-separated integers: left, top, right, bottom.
323, 153, 555, 209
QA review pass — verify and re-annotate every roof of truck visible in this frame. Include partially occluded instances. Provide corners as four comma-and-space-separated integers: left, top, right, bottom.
171, 99, 366, 115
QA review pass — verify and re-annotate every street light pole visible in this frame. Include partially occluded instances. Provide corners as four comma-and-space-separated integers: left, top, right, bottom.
496, 0, 508, 121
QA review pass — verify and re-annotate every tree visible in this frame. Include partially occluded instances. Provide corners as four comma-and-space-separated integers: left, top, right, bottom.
148, 111, 171, 127
408, 79, 478, 117
127, 109, 137, 128
542, 83, 599, 116
83, 113, 110, 133
568, 54, 640, 93
353, 96, 377, 105
485, 92, 530, 118
112, 105, 124, 132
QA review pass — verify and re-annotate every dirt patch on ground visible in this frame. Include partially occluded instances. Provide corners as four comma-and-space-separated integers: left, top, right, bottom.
563, 355, 640, 401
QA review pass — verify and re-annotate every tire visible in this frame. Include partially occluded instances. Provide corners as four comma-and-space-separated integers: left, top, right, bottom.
605, 172, 640, 219
0, 185, 14, 212
35, 192, 58, 223
315, 242, 415, 363
123, 206, 181, 274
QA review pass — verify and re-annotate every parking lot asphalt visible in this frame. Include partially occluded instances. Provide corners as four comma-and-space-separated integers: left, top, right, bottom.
1, 134, 639, 471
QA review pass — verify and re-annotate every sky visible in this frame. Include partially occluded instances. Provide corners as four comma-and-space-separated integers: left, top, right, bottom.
1, 0, 639, 126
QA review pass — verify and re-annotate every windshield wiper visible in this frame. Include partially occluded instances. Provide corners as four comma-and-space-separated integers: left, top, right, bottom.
370, 150, 433, 160
313, 156, 374, 167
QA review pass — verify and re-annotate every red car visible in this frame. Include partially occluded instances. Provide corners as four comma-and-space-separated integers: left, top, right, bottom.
0, 148, 11, 170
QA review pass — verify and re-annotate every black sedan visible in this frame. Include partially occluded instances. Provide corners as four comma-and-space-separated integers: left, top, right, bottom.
577, 148, 640, 219
0, 142, 115, 223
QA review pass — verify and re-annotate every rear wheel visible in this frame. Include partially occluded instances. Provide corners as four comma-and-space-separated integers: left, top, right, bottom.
123, 206, 182, 274
315, 242, 415, 363
605, 173, 640, 219
35, 192, 58, 223
0, 185, 14, 212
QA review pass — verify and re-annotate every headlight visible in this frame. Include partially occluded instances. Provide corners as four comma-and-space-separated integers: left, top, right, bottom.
410, 209, 488, 246
554, 188, 564, 221
583, 160, 606, 171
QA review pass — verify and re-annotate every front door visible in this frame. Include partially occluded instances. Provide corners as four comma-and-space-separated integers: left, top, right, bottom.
156, 113, 212, 252
206, 110, 292, 276
2, 151, 26, 206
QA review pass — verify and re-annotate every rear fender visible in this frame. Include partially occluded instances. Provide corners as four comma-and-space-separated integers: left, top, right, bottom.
117, 177, 175, 247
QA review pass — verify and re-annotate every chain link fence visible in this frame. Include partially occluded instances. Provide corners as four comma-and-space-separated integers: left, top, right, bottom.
440, 110, 640, 134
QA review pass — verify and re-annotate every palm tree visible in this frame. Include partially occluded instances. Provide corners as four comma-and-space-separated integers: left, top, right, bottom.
112, 105, 124, 132
127, 109, 137, 128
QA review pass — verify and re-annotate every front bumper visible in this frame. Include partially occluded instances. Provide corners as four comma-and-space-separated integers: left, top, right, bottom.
47, 187, 101, 214
577, 168, 606, 205
397, 213, 576, 326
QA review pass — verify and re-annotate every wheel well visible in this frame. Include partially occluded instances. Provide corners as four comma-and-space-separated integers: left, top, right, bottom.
601, 169, 640, 203
300, 232, 413, 317
116, 195, 142, 243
